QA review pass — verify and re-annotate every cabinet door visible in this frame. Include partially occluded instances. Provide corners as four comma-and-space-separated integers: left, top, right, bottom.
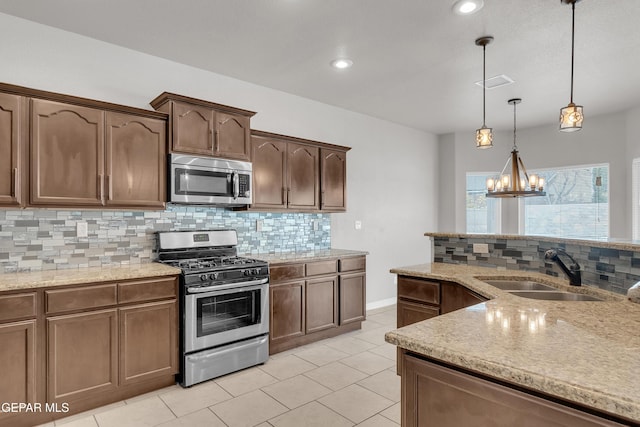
251, 136, 287, 209
171, 102, 214, 155
305, 276, 338, 333
397, 299, 439, 328
339, 272, 366, 325
0, 320, 36, 419
119, 300, 177, 386
440, 282, 486, 315
402, 354, 625, 427
47, 309, 118, 403
287, 143, 319, 210
31, 99, 104, 206
0, 93, 23, 206
270, 281, 305, 345
105, 112, 166, 208
215, 112, 250, 161
320, 149, 347, 212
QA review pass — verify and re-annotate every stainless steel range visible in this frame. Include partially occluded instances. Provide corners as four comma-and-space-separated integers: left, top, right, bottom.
157, 229, 269, 387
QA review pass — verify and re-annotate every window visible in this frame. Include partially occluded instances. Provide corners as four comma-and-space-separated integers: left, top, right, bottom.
466, 173, 500, 234
522, 164, 609, 239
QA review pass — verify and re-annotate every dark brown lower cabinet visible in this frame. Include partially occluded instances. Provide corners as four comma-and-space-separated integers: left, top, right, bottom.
0, 320, 36, 425
269, 256, 366, 354
397, 299, 439, 326
47, 310, 119, 403
306, 276, 338, 333
270, 280, 306, 345
119, 300, 177, 386
339, 272, 366, 325
402, 353, 628, 427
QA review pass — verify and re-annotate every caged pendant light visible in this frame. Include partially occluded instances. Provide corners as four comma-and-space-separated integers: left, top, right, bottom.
475, 36, 493, 148
486, 99, 546, 198
559, 0, 584, 132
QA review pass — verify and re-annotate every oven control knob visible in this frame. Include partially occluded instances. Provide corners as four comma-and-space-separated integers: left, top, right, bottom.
199, 274, 208, 282
253, 268, 261, 275
244, 269, 251, 276
209, 273, 218, 280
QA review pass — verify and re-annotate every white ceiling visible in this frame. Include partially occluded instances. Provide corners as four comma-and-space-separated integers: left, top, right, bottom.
0, 0, 639, 134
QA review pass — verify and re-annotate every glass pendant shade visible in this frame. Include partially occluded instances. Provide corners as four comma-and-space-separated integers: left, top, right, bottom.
559, 0, 583, 132
476, 126, 493, 148
475, 36, 493, 149
559, 102, 583, 132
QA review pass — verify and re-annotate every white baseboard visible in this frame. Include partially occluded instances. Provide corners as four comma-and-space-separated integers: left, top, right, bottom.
366, 297, 397, 311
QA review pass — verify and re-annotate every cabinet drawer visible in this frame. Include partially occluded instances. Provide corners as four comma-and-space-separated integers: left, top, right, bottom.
0, 292, 36, 322
270, 264, 305, 283
397, 299, 439, 328
339, 256, 365, 272
398, 276, 440, 305
46, 284, 118, 314
118, 276, 177, 304
306, 260, 337, 277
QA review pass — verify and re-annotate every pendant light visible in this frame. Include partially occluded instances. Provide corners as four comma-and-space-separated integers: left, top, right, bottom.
559, 0, 584, 132
486, 99, 546, 198
475, 36, 493, 148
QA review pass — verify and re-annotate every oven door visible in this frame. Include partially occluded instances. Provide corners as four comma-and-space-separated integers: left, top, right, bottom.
184, 279, 269, 353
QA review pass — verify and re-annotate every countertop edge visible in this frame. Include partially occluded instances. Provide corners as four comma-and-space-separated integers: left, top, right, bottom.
255, 248, 369, 265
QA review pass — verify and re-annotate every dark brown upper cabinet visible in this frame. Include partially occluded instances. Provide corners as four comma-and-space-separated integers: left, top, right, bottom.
29, 98, 167, 209
249, 130, 350, 213
0, 92, 26, 207
321, 148, 347, 212
150, 92, 256, 161
105, 112, 166, 208
31, 99, 105, 207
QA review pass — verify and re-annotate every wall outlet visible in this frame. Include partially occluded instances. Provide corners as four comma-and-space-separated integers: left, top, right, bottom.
256, 220, 263, 232
313, 220, 319, 231
473, 243, 489, 254
354, 220, 362, 230
76, 222, 88, 238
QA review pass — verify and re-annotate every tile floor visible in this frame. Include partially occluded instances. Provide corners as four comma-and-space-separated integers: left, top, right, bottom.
38, 305, 400, 427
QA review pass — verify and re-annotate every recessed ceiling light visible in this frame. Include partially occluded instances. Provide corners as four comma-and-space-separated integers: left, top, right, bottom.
452, 0, 484, 15
331, 58, 353, 69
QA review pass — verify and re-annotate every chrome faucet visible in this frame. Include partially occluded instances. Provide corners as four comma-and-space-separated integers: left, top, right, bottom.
544, 248, 582, 286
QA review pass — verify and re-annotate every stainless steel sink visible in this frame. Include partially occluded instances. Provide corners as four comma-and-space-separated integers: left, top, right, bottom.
509, 291, 603, 301
484, 280, 557, 291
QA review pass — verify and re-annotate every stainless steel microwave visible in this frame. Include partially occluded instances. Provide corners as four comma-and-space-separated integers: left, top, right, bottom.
169, 154, 252, 206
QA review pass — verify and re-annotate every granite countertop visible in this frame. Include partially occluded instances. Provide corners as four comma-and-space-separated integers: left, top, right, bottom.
253, 248, 368, 265
0, 263, 181, 292
386, 263, 640, 423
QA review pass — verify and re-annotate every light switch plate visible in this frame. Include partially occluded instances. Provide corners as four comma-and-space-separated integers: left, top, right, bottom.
473, 243, 489, 254
76, 222, 88, 238
256, 220, 263, 232
355, 220, 362, 230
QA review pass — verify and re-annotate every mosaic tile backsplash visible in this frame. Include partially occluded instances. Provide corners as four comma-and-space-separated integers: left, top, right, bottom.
0, 206, 330, 273
432, 235, 640, 295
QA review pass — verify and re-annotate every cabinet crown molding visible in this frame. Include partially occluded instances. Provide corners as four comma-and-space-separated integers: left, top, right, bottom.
150, 92, 257, 117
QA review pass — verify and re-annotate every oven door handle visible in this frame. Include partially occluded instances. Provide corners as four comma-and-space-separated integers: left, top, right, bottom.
186, 277, 269, 294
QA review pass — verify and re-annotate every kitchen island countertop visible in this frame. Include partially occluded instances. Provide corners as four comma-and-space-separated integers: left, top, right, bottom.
386, 263, 640, 423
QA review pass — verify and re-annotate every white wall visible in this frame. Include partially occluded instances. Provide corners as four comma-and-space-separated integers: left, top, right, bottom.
0, 13, 438, 306
439, 110, 631, 238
